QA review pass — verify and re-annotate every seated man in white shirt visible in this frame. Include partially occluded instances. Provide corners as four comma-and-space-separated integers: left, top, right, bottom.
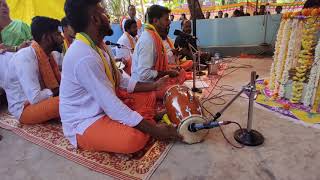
62, 0, 181, 154
131, 5, 186, 98
4, 16, 63, 124
116, 19, 138, 75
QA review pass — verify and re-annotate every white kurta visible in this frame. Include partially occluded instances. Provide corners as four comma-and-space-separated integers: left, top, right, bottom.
59, 40, 141, 147
116, 33, 136, 59
4, 47, 53, 119
131, 31, 158, 82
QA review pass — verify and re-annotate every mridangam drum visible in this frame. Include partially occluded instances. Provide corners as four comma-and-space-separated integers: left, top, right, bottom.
164, 85, 209, 144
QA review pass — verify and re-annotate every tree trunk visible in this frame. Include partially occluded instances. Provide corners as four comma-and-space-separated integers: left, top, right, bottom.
187, 0, 205, 19
139, 0, 145, 22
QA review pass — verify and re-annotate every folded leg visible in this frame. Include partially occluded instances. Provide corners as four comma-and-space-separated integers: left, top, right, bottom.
76, 116, 151, 154
20, 97, 60, 124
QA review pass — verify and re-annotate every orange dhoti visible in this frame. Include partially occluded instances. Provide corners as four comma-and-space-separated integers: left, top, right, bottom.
168, 60, 193, 71
20, 97, 60, 124
76, 90, 157, 154
179, 60, 193, 71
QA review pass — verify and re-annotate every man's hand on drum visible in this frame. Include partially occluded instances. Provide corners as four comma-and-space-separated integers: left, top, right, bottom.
154, 123, 183, 141
135, 119, 183, 142
155, 75, 169, 90
158, 70, 179, 78
166, 69, 180, 78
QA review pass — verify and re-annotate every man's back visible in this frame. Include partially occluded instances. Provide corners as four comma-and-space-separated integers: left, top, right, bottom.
4, 46, 48, 119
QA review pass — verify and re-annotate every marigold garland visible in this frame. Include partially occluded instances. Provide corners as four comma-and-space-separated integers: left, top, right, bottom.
276, 19, 293, 97
290, 17, 318, 103
303, 38, 320, 107
270, 20, 286, 90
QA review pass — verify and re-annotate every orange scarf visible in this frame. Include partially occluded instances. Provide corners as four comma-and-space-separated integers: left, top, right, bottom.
124, 32, 136, 53
76, 32, 120, 89
145, 24, 169, 71
31, 41, 61, 90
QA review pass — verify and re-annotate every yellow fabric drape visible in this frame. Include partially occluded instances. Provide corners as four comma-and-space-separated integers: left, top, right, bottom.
76, 33, 119, 89
7, 0, 65, 25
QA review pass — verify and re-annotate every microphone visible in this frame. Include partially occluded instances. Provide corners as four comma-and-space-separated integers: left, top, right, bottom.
173, 29, 197, 40
105, 41, 122, 48
105, 41, 134, 51
188, 121, 231, 132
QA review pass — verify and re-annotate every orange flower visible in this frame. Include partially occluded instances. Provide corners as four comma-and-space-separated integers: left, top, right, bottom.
272, 92, 279, 99
311, 8, 320, 16
263, 79, 269, 86
283, 103, 290, 110
287, 12, 293, 18
292, 11, 302, 17
302, 8, 312, 16
282, 13, 288, 19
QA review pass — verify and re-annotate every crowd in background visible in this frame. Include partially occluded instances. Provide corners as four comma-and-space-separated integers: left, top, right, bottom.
170, 5, 284, 21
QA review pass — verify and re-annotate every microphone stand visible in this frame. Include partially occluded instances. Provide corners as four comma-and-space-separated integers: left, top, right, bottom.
234, 71, 264, 146
188, 42, 202, 93
109, 44, 134, 51
199, 71, 264, 146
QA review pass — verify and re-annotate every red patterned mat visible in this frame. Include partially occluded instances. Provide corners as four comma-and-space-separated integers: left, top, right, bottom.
0, 112, 173, 180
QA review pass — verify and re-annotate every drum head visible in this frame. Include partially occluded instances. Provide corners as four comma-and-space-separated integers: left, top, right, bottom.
163, 85, 190, 105
177, 115, 209, 144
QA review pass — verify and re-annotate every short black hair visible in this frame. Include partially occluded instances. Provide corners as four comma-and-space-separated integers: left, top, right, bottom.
181, 13, 186, 17
147, 5, 171, 24
303, 0, 320, 9
64, 0, 101, 33
124, 19, 137, 32
61, 17, 70, 28
128, 4, 135, 10
234, 9, 240, 15
31, 16, 61, 43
